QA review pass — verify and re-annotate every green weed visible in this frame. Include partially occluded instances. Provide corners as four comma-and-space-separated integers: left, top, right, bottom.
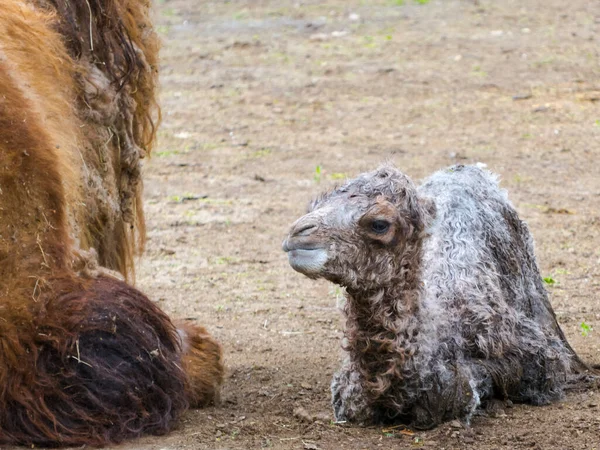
156, 149, 184, 157
251, 148, 272, 158
580, 321, 592, 337
314, 165, 323, 183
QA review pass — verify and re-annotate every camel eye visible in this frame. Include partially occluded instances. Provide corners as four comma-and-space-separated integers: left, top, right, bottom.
370, 220, 390, 234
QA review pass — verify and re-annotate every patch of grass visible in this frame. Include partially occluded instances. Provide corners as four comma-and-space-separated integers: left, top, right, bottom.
542, 276, 556, 286
156, 25, 170, 35
330, 286, 345, 302
272, 51, 290, 64
170, 194, 204, 203
534, 56, 556, 67
233, 10, 248, 20
580, 321, 592, 337
513, 174, 533, 184
156, 149, 185, 157
251, 148, 272, 158
363, 35, 377, 48
330, 172, 346, 180
199, 198, 233, 205
414, 0, 430, 4
314, 165, 323, 183
521, 203, 548, 211
215, 256, 235, 265
471, 65, 487, 77
201, 142, 220, 151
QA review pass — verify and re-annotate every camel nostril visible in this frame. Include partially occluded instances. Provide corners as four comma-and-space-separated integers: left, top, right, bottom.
293, 223, 317, 237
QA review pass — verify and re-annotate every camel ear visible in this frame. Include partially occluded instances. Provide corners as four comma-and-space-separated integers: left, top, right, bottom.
404, 194, 435, 235
418, 195, 436, 221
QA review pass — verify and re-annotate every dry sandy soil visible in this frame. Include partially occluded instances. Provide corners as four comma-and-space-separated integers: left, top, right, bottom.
75, 0, 600, 448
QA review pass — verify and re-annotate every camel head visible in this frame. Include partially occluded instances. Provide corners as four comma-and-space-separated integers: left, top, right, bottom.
283, 164, 431, 290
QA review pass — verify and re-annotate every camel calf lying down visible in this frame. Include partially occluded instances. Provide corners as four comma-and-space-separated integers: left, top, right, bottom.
0, 1, 222, 446
283, 163, 595, 428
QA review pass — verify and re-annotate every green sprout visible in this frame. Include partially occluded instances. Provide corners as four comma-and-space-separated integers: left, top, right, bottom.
580, 321, 592, 337
314, 165, 322, 183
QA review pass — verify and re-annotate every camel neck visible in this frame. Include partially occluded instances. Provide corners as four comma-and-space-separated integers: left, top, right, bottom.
340, 236, 426, 402
344, 235, 425, 317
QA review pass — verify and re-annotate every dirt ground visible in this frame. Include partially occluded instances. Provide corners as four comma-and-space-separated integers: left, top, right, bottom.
95, 0, 600, 448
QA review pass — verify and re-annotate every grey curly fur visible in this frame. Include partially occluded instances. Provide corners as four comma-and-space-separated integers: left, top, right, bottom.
283, 164, 594, 429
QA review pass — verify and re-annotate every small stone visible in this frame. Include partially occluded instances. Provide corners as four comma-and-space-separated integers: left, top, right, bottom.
449, 420, 463, 429
331, 31, 348, 38
348, 13, 360, 21
309, 33, 329, 42
490, 409, 506, 418
300, 382, 312, 390
314, 412, 330, 422
512, 93, 532, 101
293, 406, 313, 423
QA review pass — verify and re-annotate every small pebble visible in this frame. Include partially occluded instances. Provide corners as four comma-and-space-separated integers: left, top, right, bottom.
449, 419, 463, 429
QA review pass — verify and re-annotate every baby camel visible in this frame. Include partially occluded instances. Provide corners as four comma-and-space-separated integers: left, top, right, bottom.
283, 164, 594, 428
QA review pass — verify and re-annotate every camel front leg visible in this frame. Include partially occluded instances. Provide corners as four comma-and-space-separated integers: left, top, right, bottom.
330, 367, 375, 423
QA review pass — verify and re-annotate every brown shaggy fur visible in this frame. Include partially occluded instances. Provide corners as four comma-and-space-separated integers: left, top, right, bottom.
178, 323, 225, 407
0, 1, 223, 446
36, 0, 161, 277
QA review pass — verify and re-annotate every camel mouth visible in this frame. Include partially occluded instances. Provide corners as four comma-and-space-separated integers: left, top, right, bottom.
282, 238, 324, 252
283, 246, 328, 276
